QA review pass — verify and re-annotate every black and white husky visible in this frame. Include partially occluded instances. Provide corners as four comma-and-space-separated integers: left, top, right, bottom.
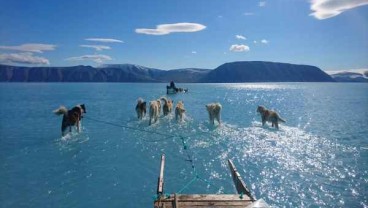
54, 104, 86, 136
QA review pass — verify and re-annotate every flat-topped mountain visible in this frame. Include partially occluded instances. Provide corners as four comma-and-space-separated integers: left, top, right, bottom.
0, 61, 335, 82
203, 61, 334, 82
329, 71, 368, 82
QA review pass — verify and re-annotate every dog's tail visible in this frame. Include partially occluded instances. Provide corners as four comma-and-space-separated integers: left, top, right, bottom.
53, 106, 68, 116
160, 97, 168, 104
278, 116, 286, 123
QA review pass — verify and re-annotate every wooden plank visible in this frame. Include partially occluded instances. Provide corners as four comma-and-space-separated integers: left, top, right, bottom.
177, 201, 250, 206
156, 204, 247, 208
173, 193, 179, 208
157, 154, 165, 195
154, 194, 253, 208
176, 194, 252, 201
228, 159, 255, 201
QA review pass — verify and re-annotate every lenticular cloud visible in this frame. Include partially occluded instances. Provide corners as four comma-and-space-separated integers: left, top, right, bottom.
310, 0, 368, 19
66, 54, 112, 63
135, 23, 206, 35
0, 52, 50, 65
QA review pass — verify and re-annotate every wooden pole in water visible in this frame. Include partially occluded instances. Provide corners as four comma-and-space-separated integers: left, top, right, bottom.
157, 154, 165, 196
228, 159, 255, 201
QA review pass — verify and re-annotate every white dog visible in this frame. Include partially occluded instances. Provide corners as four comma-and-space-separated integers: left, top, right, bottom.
149, 100, 160, 125
206, 103, 222, 125
175, 101, 185, 122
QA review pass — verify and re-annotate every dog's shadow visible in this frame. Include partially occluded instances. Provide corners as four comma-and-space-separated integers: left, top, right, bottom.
252, 121, 283, 132
204, 121, 222, 131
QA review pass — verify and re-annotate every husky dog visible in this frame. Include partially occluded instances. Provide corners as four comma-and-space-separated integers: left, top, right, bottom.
257, 105, 285, 129
149, 100, 160, 125
156, 99, 161, 116
206, 103, 222, 125
135, 98, 146, 120
54, 104, 86, 136
175, 101, 185, 122
160, 97, 174, 116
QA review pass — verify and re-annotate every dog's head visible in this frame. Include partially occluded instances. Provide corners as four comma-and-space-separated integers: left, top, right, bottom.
176, 101, 185, 112
137, 98, 144, 104
80, 104, 86, 114
205, 103, 212, 111
257, 105, 265, 113
177, 108, 185, 114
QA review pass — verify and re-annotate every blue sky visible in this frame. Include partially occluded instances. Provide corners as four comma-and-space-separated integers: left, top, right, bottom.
0, 0, 367, 71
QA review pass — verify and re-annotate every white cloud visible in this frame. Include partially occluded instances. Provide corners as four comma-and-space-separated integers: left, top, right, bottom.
259, 1, 266, 7
80, 45, 111, 51
85, 38, 123, 43
253, 40, 257, 44
135, 22, 206, 35
310, 0, 368, 20
244, 12, 255, 16
261, 39, 269, 44
0, 52, 49, 65
236, 35, 247, 40
66, 54, 112, 63
192, 51, 197, 54
229, 44, 250, 52
0, 44, 56, 53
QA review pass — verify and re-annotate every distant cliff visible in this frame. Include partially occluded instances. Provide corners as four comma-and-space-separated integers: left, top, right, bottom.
203, 61, 334, 82
0, 61, 335, 82
0, 64, 162, 82
329, 71, 368, 82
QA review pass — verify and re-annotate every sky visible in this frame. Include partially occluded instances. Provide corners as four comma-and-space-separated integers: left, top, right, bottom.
0, 0, 367, 71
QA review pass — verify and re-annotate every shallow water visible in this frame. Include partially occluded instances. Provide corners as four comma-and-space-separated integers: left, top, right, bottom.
0, 83, 367, 207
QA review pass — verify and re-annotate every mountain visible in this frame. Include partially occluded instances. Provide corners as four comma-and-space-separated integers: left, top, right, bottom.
329, 71, 368, 82
0, 65, 95, 82
0, 64, 162, 82
203, 61, 334, 82
98, 64, 163, 82
0, 61, 334, 82
156, 68, 210, 83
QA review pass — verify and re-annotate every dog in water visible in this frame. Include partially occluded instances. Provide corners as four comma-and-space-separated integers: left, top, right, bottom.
135, 98, 146, 120
149, 100, 161, 125
160, 97, 174, 116
54, 104, 86, 136
206, 103, 222, 125
257, 105, 285, 129
175, 101, 185, 122
156, 99, 161, 116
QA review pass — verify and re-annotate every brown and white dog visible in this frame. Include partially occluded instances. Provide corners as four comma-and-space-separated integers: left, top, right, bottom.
257, 105, 285, 129
160, 97, 174, 116
156, 99, 161, 116
149, 100, 161, 125
206, 103, 222, 125
54, 104, 86, 136
135, 98, 146, 120
175, 101, 185, 122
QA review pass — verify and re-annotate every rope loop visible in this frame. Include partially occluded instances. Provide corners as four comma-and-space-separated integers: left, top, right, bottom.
84, 115, 228, 195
